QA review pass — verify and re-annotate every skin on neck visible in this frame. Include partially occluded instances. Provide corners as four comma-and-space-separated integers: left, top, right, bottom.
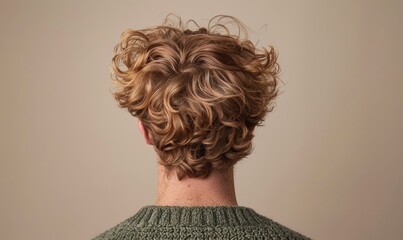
137, 119, 238, 207
155, 163, 238, 207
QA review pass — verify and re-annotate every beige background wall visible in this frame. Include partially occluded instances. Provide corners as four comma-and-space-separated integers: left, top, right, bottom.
1, 1, 402, 239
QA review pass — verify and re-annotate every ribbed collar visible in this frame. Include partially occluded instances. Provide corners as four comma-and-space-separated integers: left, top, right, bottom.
129, 205, 267, 227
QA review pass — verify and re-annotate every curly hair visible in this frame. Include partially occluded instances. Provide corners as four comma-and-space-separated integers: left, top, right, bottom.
111, 14, 280, 180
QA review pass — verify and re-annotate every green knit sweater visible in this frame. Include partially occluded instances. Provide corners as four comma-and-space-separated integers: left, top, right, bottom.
92, 205, 310, 239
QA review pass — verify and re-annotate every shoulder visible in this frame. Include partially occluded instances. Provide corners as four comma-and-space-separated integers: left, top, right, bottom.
91, 215, 138, 240
253, 212, 311, 240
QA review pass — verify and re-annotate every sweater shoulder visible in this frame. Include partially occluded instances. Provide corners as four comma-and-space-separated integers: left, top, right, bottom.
254, 213, 311, 239
91, 215, 138, 240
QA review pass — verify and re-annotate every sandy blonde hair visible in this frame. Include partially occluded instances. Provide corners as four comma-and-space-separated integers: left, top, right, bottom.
111, 15, 280, 180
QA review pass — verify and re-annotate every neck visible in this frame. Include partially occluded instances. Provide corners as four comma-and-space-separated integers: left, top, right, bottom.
155, 163, 238, 207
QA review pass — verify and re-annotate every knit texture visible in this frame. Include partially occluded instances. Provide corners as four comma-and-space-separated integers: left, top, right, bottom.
92, 205, 310, 239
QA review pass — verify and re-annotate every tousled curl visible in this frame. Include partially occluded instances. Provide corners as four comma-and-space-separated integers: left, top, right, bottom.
111, 14, 280, 180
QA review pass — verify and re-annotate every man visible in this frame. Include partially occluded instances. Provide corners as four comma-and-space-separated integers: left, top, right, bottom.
93, 14, 310, 240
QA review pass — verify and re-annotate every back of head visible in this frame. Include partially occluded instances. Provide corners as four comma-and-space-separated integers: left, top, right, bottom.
111, 14, 280, 180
